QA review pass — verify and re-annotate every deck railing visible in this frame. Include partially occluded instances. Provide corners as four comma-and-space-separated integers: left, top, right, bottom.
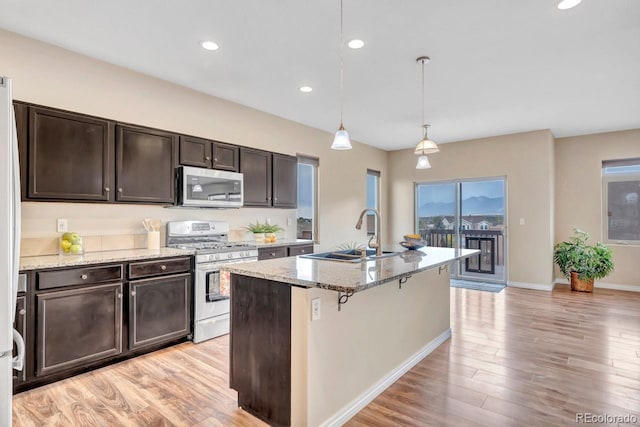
419, 229, 504, 266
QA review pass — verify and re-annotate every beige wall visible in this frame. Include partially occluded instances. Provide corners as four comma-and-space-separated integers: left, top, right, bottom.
0, 29, 389, 254
555, 129, 640, 286
291, 267, 451, 426
388, 130, 556, 287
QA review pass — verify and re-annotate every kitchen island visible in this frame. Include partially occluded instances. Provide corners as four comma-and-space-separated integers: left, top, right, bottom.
224, 247, 478, 427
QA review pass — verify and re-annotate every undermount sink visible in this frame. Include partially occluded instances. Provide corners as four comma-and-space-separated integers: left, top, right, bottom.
301, 249, 399, 263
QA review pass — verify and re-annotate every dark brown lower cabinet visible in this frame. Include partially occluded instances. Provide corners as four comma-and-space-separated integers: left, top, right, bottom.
231, 275, 291, 427
129, 273, 191, 350
36, 283, 123, 377
13, 295, 27, 384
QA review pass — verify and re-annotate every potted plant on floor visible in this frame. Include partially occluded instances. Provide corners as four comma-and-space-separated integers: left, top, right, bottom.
553, 229, 614, 292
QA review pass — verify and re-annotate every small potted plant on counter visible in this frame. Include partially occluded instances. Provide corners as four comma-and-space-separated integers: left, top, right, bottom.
245, 222, 267, 244
553, 229, 614, 292
263, 224, 284, 244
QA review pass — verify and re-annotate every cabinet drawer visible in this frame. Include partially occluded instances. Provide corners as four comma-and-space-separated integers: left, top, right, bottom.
258, 246, 287, 261
288, 244, 314, 257
37, 265, 123, 290
129, 257, 191, 279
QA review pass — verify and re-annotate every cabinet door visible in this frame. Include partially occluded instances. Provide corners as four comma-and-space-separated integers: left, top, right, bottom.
13, 296, 27, 384
212, 141, 239, 172
116, 125, 177, 204
28, 107, 114, 201
272, 154, 298, 208
129, 273, 191, 350
36, 283, 123, 377
180, 135, 212, 168
240, 148, 272, 207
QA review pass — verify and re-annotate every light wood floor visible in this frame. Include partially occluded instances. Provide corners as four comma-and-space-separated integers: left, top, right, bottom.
13, 285, 640, 426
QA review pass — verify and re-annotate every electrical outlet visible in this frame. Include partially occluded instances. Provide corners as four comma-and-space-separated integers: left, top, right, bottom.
519, 218, 525, 225
266, 218, 272, 225
311, 298, 321, 321
56, 218, 68, 233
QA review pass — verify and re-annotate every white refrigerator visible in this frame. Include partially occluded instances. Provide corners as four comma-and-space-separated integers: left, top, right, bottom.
0, 76, 25, 426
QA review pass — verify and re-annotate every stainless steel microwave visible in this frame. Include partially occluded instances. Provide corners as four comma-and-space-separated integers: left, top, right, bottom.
177, 166, 243, 208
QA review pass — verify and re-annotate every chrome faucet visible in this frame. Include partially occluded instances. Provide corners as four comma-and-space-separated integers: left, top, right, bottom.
355, 208, 382, 257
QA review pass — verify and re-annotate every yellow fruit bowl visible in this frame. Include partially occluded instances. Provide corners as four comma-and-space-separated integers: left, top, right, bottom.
59, 232, 83, 256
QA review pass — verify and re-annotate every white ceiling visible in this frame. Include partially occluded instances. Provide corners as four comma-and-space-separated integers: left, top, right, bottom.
1, 0, 639, 150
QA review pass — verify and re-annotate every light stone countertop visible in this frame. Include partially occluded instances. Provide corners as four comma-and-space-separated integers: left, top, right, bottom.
255, 239, 314, 249
223, 246, 479, 293
19, 247, 195, 271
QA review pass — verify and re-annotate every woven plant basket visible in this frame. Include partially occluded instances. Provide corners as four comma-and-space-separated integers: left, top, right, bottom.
570, 272, 594, 292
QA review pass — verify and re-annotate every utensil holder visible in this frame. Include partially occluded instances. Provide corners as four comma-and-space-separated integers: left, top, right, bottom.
147, 231, 160, 250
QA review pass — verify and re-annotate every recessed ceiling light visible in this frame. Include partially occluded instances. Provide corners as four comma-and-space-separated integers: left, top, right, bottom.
299, 86, 313, 93
557, 0, 582, 10
348, 39, 365, 49
200, 41, 219, 51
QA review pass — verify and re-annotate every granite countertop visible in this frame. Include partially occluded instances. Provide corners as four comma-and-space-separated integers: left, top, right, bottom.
255, 239, 314, 249
223, 246, 479, 293
19, 247, 195, 271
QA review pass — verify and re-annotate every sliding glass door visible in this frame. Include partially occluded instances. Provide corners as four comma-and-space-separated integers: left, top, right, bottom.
415, 178, 506, 283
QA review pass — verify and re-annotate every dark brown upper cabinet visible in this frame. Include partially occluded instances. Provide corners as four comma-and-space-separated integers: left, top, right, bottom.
240, 147, 272, 207
179, 136, 239, 172
179, 135, 212, 168
116, 124, 178, 204
212, 141, 239, 172
27, 106, 114, 201
13, 102, 28, 200
272, 154, 297, 208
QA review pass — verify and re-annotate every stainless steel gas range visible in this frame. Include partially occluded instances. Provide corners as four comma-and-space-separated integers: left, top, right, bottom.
166, 220, 258, 343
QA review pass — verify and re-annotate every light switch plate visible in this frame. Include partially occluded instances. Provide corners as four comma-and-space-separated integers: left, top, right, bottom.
57, 218, 68, 233
311, 298, 321, 321
519, 218, 525, 225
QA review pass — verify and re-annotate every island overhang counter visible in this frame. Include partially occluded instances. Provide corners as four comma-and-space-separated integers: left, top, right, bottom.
223, 247, 478, 427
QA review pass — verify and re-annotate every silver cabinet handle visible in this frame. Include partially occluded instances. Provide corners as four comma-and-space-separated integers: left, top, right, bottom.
214, 158, 218, 162
117, 293, 122, 299
274, 198, 278, 201
18, 309, 26, 316
118, 188, 123, 192
300, 249, 305, 253
270, 252, 276, 257
131, 290, 137, 296
160, 265, 167, 271
104, 187, 110, 192
205, 156, 211, 161
81, 274, 88, 280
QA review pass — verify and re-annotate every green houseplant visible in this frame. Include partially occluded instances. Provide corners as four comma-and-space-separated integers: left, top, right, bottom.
553, 229, 614, 292
245, 222, 268, 244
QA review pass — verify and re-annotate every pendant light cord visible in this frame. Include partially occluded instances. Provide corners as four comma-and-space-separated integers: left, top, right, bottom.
421, 58, 425, 128
339, 0, 345, 128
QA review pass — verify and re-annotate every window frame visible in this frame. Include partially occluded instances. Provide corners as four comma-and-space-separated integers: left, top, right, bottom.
366, 169, 381, 236
602, 158, 640, 245
297, 155, 319, 243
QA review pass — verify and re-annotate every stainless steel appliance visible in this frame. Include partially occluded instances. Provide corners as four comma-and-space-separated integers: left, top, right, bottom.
1, 76, 25, 425
176, 166, 244, 208
166, 221, 257, 343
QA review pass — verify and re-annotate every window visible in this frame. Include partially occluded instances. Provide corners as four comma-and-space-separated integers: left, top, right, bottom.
602, 158, 640, 243
366, 169, 380, 235
297, 155, 319, 241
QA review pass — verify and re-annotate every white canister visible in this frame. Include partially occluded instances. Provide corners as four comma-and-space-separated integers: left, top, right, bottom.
147, 231, 160, 250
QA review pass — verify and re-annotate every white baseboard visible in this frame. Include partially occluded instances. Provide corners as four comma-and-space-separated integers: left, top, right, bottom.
319, 328, 452, 427
507, 281, 555, 291
555, 277, 640, 292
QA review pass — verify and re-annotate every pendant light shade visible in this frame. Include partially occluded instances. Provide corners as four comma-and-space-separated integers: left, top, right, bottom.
414, 56, 439, 166
416, 155, 431, 169
331, 125, 352, 150
332, 0, 352, 150
414, 125, 439, 155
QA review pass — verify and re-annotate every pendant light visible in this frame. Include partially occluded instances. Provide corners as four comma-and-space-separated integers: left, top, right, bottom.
331, 0, 352, 150
414, 56, 439, 166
